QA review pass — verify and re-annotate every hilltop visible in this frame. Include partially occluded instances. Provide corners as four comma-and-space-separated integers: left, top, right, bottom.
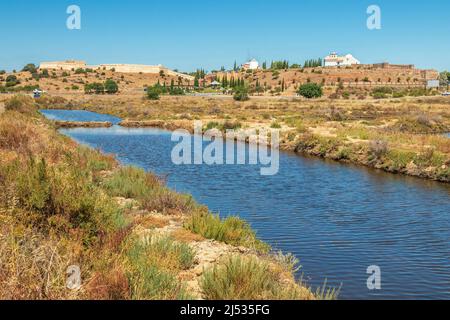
0, 60, 440, 99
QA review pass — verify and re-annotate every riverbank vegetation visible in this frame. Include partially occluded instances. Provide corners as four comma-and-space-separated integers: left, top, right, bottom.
40, 94, 450, 183
0, 95, 327, 300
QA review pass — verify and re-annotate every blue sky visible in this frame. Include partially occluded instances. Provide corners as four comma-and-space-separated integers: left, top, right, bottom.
1, 0, 449, 72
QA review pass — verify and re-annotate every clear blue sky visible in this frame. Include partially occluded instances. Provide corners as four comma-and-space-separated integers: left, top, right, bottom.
1, 0, 449, 72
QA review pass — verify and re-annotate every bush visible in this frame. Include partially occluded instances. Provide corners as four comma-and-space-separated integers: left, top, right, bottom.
84, 82, 105, 94
4, 95, 37, 114
5, 75, 19, 87
201, 255, 311, 300
233, 86, 249, 101
75, 68, 86, 74
297, 83, 323, 99
369, 140, 389, 160
11, 158, 124, 243
270, 122, 282, 129
104, 79, 119, 94
184, 211, 269, 252
104, 167, 161, 199
125, 235, 193, 299
147, 86, 160, 100
22, 63, 37, 74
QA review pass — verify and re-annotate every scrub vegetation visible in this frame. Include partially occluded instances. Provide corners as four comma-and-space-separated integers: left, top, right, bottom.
43, 94, 449, 183
0, 95, 327, 300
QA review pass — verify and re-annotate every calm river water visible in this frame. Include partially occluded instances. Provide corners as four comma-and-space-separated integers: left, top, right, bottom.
41, 110, 450, 300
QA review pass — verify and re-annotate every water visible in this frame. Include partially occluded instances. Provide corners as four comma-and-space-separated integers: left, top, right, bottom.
41, 110, 450, 300
40, 109, 122, 124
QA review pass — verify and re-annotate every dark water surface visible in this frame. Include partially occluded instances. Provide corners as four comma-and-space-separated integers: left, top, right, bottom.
40, 109, 122, 124
41, 110, 450, 300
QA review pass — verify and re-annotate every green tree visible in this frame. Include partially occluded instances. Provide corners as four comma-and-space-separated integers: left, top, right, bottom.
104, 79, 119, 94
194, 76, 200, 88
22, 63, 37, 74
40, 69, 49, 78
297, 83, 323, 99
84, 82, 104, 94
233, 86, 249, 101
439, 71, 450, 89
5, 75, 19, 87
147, 86, 160, 100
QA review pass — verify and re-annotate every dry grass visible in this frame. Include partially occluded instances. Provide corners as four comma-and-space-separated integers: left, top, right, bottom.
200, 255, 316, 300
135, 215, 170, 229
1, 95, 311, 300
171, 228, 204, 243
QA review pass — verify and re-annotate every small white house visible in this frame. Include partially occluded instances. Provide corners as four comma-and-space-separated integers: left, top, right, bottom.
242, 59, 259, 70
324, 52, 360, 67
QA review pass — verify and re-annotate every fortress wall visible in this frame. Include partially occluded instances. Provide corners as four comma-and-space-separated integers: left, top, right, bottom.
40, 61, 86, 71
39, 61, 194, 81
100, 64, 162, 74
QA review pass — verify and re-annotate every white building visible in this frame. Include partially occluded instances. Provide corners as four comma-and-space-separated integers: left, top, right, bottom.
242, 59, 259, 70
324, 53, 360, 67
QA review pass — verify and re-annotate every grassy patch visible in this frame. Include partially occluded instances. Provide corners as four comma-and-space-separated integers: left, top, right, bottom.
104, 166, 196, 214
184, 211, 270, 252
124, 235, 195, 300
200, 255, 313, 300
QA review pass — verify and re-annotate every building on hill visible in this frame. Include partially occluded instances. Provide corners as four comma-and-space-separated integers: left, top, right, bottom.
39, 60, 194, 81
242, 59, 259, 70
324, 53, 360, 67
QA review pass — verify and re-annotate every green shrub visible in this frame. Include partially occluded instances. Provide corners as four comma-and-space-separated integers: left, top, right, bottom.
201, 255, 309, 300
104, 79, 119, 94
372, 92, 387, 99
297, 83, 323, 99
104, 166, 160, 199
233, 86, 249, 101
4, 95, 37, 114
9, 158, 125, 244
5, 75, 19, 87
147, 86, 160, 100
125, 236, 194, 299
84, 82, 105, 94
22, 63, 37, 74
184, 211, 269, 252
104, 166, 194, 214
141, 188, 196, 215
270, 122, 282, 129
205, 121, 220, 130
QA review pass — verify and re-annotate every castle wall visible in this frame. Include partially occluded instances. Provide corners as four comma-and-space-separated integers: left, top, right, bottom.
40, 61, 86, 71
39, 61, 194, 81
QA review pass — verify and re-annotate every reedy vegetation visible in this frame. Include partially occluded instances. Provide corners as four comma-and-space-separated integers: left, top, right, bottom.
0, 95, 325, 300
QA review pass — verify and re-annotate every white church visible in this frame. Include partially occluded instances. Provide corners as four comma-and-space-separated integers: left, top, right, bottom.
324, 52, 360, 67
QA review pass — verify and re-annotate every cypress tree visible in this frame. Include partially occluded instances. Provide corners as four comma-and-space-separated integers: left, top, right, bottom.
194, 76, 199, 88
